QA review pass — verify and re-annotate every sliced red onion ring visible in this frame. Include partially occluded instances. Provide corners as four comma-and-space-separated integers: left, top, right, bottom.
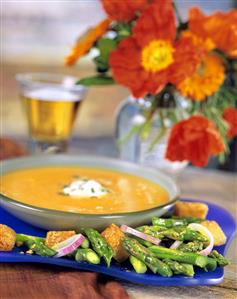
120, 225, 161, 245
170, 240, 183, 249
53, 234, 85, 258
188, 223, 214, 256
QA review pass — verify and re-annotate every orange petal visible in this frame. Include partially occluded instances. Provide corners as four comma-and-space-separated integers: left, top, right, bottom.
166, 115, 225, 167
65, 18, 111, 66
189, 7, 237, 58
168, 36, 204, 85
109, 37, 150, 97
177, 53, 225, 101
132, 0, 176, 48
101, 0, 149, 22
223, 108, 237, 138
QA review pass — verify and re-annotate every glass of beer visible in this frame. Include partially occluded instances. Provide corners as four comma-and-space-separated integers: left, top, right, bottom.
16, 73, 87, 153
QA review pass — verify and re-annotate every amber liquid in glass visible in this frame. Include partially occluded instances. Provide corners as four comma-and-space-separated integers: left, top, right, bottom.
23, 88, 81, 143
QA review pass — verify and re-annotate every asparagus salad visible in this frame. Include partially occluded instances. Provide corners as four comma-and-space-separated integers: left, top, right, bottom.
0, 201, 230, 277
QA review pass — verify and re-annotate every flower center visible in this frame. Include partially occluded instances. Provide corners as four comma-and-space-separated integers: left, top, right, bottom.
141, 40, 174, 73
196, 60, 206, 76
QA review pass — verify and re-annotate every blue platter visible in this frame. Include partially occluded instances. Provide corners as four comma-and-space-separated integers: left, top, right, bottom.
0, 199, 236, 286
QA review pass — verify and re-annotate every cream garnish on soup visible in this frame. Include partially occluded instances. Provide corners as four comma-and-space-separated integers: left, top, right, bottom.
1, 167, 169, 214
63, 179, 109, 198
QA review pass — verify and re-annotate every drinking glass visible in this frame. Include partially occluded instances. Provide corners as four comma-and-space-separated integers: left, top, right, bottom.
16, 73, 87, 153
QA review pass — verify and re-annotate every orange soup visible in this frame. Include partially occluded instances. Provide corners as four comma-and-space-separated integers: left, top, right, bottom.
1, 167, 169, 214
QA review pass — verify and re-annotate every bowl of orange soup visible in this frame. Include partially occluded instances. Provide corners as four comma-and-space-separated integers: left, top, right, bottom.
0, 155, 179, 231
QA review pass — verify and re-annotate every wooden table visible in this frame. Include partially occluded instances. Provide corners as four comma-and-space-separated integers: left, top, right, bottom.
1, 138, 237, 299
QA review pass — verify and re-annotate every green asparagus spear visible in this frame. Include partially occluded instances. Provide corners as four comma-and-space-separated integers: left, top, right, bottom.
172, 216, 203, 224
204, 257, 217, 272
137, 225, 167, 233
138, 226, 208, 243
123, 237, 173, 277
129, 255, 147, 274
16, 234, 45, 246
25, 240, 56, 257
163, 259, 194, 277
161, 227, 208, 242
83, 228, 114, 267
132, 236, 153, 247
178, 241, 204, 253
182, 229, 208, 243
149, 245, 216, 269
81, 238, 90, 249
152, 217, 203, 228
152, 218, 188, 228
16, 234, 55, 257
75, 248, 100, 264
209, 250, 230, 267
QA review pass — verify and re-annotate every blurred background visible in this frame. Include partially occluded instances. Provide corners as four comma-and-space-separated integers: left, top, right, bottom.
1, 0, 236, 171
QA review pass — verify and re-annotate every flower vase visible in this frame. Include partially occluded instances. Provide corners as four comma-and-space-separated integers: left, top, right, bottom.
115, 93, 188, 177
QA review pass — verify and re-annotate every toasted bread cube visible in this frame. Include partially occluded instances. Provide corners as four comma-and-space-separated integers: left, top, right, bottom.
0, 224, 16, 251
201, 221, 227, 246
175, 201, 208, 219
45, 231, 76, 248
101, 224, 129, 262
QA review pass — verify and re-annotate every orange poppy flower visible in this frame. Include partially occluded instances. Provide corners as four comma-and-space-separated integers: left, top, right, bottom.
181, 30, 215, 53
101, 0, 150, 22
109, 0, 203, 98
65, 18, 111, 66
223, 107, 237, 139
189, 7, 237, 58
177, 53, 225, 101
165, 115, 225, 167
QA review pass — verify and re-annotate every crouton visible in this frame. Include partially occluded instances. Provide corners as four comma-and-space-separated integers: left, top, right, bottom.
175, 201, 208, 219
45, 231, 76, 248
101, 224, 129, 262
0, 224, 16, 251
201, 221, 227, 246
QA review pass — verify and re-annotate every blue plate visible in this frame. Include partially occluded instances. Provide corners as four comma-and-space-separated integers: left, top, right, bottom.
0, 199, 236, 286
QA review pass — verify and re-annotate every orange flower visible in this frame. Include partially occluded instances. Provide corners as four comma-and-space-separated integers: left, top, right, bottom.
165, 115, 225, 167
101, 0, 150, 21
109, 0, 203, 98
65, 18, 111, 66
189, 7, 237, 58
177, 53, 225, 101
223, 107, 237, 138
181, 30, 215, 53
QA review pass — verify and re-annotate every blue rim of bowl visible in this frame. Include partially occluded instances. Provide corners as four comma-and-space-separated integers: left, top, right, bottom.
0, 155, 180, 218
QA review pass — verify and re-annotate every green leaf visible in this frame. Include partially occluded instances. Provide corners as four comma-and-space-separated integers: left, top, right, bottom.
93, 38, 117, 72
113, 23, 132, 41
94, 56, 109, 73
76, 76, 115, 86
97, 38, 117, 61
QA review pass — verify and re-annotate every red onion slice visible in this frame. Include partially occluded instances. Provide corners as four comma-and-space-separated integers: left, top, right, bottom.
120, 225, 161, 245
188, 223, 214, 256
170, 240, 183, 249
53, 234, 85, 258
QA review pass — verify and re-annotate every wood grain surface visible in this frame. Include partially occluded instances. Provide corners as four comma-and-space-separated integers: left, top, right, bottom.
0, 263, 129, 299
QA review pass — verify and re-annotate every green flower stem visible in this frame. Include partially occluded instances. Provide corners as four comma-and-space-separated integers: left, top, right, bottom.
173, 1, 183, 26
148, 127, 167, 151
